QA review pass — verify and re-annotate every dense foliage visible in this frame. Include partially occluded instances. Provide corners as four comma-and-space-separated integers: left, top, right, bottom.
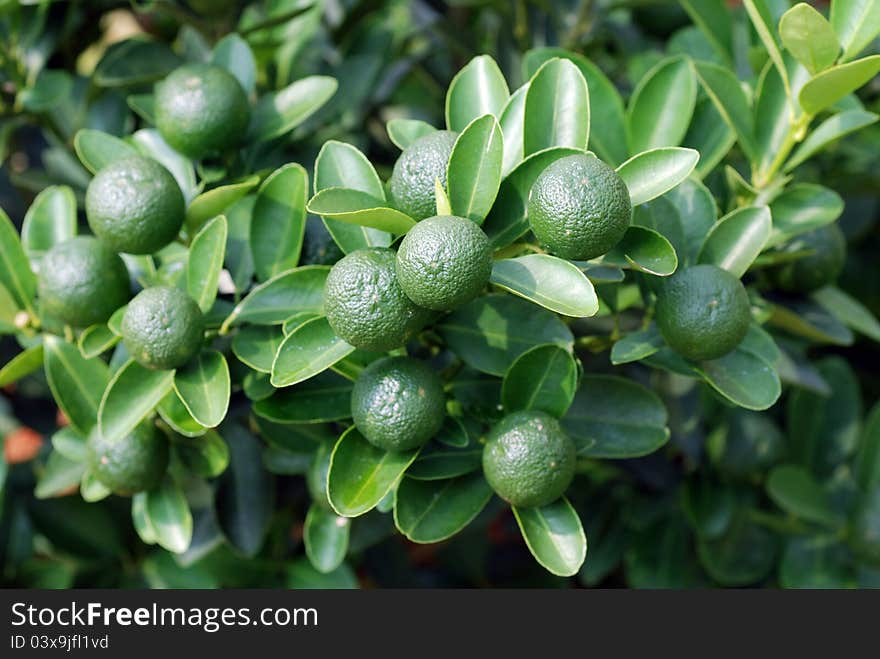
1, 0, 880, 588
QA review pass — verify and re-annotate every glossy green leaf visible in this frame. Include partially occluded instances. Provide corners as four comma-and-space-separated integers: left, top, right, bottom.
327, 426, 420, 517
744, 0, 792, 102
767, 184, 843, 247
799, 55, 880, 116
435, 415, 470, 449
184, 176, 258, 234
186, 215, 227, 313
490, 254, 598, 317
513, 497, 587, 577
223, 266, 328, 329
173, 350, 230, 428
445, 55, 510, 132
211, 33, 256, 95
682, 97, 736, 178
80, 469, 111, 503
697, 206, 771, 277
98, 360, 175, 443
44, 336, 108, 435
19, 70, 72, 113
446, 115, 503, 223
766, 464, 838, 525
157, 390, 205, 438
21, 186, 76, 259
610, 324, 664, 365
617, 147, 700, 206
93, 38, 180, 87
0, 208, 36, 311
813, 285, 880, 342
283, 311, 322, 336
73, 128, 138, 174
78, 324, 120, 359
607, 225, 678, 276
854, 402, 880, 492
502, 344, 578, 417
769, 298, 854, 345
499, 84, 528, 176
394, 473, 493, 543
51, 427, 87, 463
831, 0, 880, 61
286, 559, 358, 589
304, 504, 350, 573
523, 58, 589, 156
697, 343, 782, 411
250, 164, 307, 281
386, 119, 436, 150
563, 375, 669, 458
406, 441, 482, 481
626, 56, 696, 154
679, 0, 734, 63
174, 430, 229, 478
35, 451, 85, 499
0, 284, 18, 333
693, 61, 757, 160
438, 294, 574, 376
130, 129, 197, 203
231, 325, 285, 373
271, 316, 355, 387
254, 371, 352, 424
697, 514, 777, 586
787, 108, 879, 171
248, 75, 337, 142
780, 536, 852, 588
145, 478, 193, 554
307, 188, 416, 235
127, 93, 155, 123
663, 179, 719, 263
0, 344, 43, 387
779, 3, 840, 74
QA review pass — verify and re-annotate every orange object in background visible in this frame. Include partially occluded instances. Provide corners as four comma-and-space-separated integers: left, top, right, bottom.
4, 426, 43, 464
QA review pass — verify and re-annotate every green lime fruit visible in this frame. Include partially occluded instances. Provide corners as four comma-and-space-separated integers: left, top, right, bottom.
396, 215, 492, 311
388, 130, 458, 221
771, 224, 846, 293
85, 155, 185, 255
482, 410, 576, 508
527, 153, 632, 259
121, 286, 204, 370
38, 236, 131, 327
87, 423, 169, 495
351, 356, 445, 452
655, 264, 751, 362
155, 63, 250, 159
324, 247, 430, 352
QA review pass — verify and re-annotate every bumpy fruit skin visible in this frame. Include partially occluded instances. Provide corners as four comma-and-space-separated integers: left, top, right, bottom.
389, 130, 458, 221
121, 286, 204, 370
85, 155, 185, 255
528, 153, 632, 260
38, 236, 131, 327
154, 63, 250, 159
396, 215, 492, 311
771, 224, 846, 293
351, 356, 445, 452
324, 248, 430, 352
87, 423, 169, 495
655, 264, 751, 362
482, 410, 576, 508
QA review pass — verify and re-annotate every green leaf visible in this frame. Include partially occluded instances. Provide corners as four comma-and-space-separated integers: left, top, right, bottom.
831, 0, 880, 61
174, 430, 229, 477
769, 299, 854, 345
610, 324, 664, 365
682, 97, 736, 178
483, 147, 582, 248
231, 325, 285, 373
0, 284, 18, 333
697, 513, 777, 586
304, 504, 350, 574
766, 464, 838, 525
744, 0, 792, 103
98, 360, 175, 443
51, 427, 87, 463
78, 324, 119, 359
386, 119, 436, 150
184, 176, 258, 234
664, 178, 719, 264
271, 316, 355, 387
19, 70, 72, 113
513, 497, 587, 577
394, 473, 493, 543
248, 75, 337, 142
766, 184, 843, 247
786, 110, 879, 171
130, 129, 197, 203
286, 559, 358, 589
813, 285, 880, 343
327, 426, 420, 517
127, 93, 155, 123
35, 451, 85, 499
211, 33, 256, 95
21, 185, 76, 259
502, 344, 578, 417
779, 3, 840, 74
490, 254, 598, 318
438, 294, 574, 376
313, 140, 390, 254
434, 178, 452, 215
435, 416, 470, 449
854, 402, 880, 492
307, 188, 416, 235
523, 58, 589, 156
626, 56, 697, 154
173, 350, 230, 428
157, 390, 206, 437
44, 336, 108, 435
0, 344, 43, 387
406, 442, 482, 481
563, 375, 669, 458
693, 60, 757, 161
616, 147, 700, 206
780, 536, 852, 588
499, 84, 528, 176
93, 38, 180, 87
0, 208, 36, 311
697, 206, 771, 277
446, 114, 503, 223
251, 163, 307, 281
145, 478, 193, 554
606, 225, 678, 276
697, 343, 782, 411
254, 371, 352, 424
445, 55, 510, 132
80, 469, 111, 503
186, 215, 227, 313
799, 55, 880, 116
223, 266, 328, 329
73, 128, 138, 174
679, 0, 735, 64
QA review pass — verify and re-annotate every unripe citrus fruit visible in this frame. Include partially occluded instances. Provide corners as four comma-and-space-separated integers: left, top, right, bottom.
771, 224, 846, 293
121, 286, 204, 370
87, 423, 169, 495
389, 130, 457, 221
